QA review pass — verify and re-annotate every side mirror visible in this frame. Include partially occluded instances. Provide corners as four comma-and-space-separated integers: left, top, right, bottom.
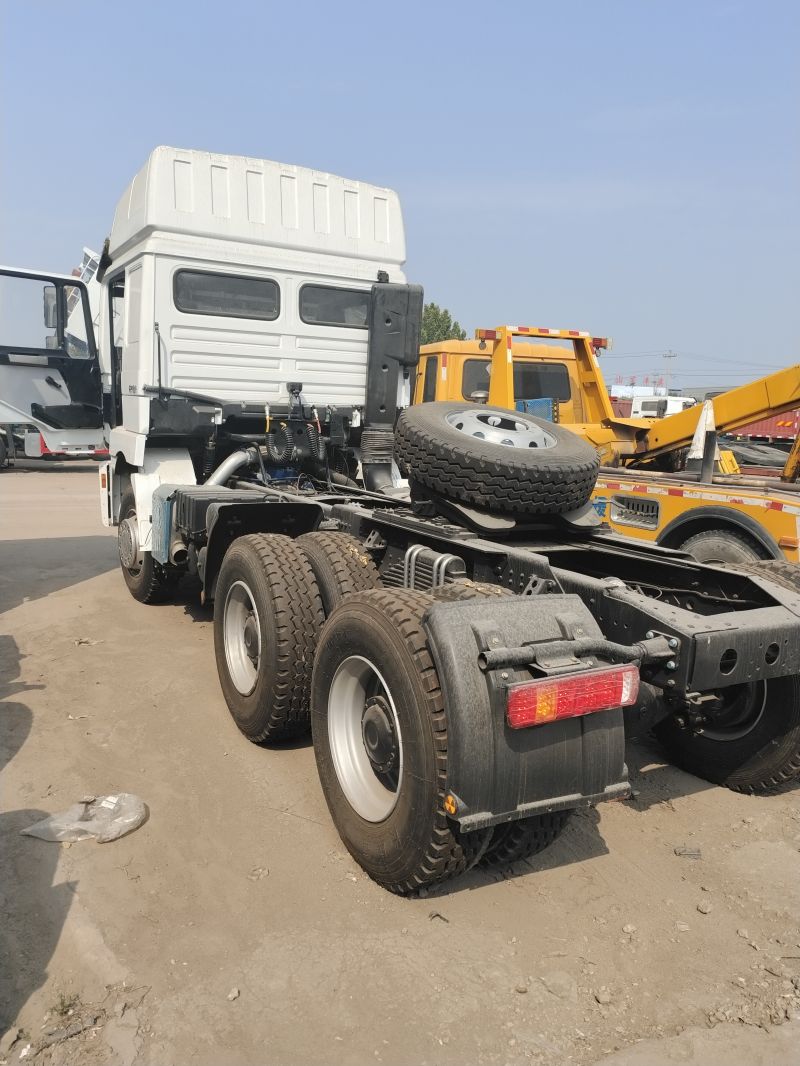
43, 285, 57, 329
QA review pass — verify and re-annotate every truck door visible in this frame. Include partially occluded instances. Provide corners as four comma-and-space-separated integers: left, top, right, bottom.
0, 268, 105, 449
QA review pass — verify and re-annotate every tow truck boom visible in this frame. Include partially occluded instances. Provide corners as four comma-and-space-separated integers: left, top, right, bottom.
477, 326, 800, 479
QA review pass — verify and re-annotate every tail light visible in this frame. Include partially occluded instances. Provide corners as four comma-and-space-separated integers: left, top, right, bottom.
506, 664, 639, 729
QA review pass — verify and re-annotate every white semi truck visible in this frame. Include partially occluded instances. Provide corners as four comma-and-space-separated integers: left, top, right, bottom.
2, 147, 800, 894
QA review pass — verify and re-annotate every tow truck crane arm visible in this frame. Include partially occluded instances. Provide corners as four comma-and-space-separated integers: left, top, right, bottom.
640, 363, 800, 462
478, 326, 800, 480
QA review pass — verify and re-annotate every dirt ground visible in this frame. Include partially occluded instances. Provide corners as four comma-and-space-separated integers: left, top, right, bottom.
2, 463, 800, 1066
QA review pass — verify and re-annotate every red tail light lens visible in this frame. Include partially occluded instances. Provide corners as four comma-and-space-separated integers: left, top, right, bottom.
506, 664, 639, 729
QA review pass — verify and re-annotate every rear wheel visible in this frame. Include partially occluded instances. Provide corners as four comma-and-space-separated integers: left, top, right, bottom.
655, 675, 800, 792
679, 528, 764, 565
214, 534, 324, 742
296, 532, 381, 616
311, 589, 492, 894
481, 811, 571, 866
118, 489, 172, 603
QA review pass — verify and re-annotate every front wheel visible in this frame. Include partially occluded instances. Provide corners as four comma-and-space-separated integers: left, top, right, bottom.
118, 489, 172, 603
311, 589, 491, 894
654, 675, 800, 793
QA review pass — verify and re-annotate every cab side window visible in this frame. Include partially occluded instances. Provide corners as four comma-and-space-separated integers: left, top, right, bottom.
422, 356, 438, 402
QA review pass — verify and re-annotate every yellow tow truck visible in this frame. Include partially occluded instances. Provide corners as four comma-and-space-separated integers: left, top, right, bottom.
413, 325, 800, 564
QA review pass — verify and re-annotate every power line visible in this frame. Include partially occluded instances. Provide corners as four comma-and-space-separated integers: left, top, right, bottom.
602, 353, 787, 369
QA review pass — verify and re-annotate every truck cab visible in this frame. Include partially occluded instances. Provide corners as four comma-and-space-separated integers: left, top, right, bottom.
1, 147, 421, 567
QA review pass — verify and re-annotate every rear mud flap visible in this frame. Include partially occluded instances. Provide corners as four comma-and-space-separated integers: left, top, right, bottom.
423, 595, 629, 831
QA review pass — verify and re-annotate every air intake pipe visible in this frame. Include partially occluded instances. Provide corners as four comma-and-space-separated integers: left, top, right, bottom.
205, 447, 258, 486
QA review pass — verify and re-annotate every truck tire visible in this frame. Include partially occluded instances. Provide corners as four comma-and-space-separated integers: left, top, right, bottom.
0, 435, 7, 467
311, 588, 492, 894
481, 811, 571, 866
214, 534, 324, 743
118, 489, 172, 603
395, 401, 599, 517
726, 558, 800, 587
296, 532, 381, 616
679, 528, 764, 564
655, 675, 800, 793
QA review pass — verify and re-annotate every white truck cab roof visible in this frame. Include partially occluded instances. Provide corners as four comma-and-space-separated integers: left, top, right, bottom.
109, 146, 406, 273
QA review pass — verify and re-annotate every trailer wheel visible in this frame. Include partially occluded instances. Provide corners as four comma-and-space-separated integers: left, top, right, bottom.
311, 588, 492, 894
395, 401, 599, 516
679, 528, 764, 564
118, 489, 172, 603
214, 534, 324, 743
296, 532, 381, 616
481, 811, 571, 866
655, 675, 800, 793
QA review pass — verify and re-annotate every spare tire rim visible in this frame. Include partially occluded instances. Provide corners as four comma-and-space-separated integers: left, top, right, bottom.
224, 580, 261, 696
444, 408, 557, 449
328, 655, 403, 822
701, 681, 767, 741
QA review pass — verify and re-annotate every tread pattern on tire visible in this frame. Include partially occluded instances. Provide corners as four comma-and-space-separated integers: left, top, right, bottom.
221, 533, 323, 743
727, 558, 800, 590
395, 402, 599, 516
481, 811, 571, 866
296, 532, 381, 615
328, 588, 490, 894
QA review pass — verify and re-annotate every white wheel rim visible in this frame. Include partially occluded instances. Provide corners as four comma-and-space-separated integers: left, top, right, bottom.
328, 655, 403, 822
445, 408, 557, 449
224, 580, 261, 696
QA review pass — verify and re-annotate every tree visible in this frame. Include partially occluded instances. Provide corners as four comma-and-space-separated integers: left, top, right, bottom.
421, 302, 467, 345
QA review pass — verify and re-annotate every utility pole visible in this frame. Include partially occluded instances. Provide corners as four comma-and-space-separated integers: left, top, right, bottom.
663, 350, 678, 393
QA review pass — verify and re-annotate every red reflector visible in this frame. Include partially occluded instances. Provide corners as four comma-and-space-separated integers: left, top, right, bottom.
506, 664, 640, 729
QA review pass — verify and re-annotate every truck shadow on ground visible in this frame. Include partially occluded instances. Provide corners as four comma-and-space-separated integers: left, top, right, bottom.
623, 735, 798, 805
623, 736, 718, 811
425, 806, 610, 898
0, 635, 76, 1039
0, 536, 117, 615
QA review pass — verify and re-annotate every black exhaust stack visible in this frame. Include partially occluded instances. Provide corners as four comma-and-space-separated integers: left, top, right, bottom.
362, 281, 423, 493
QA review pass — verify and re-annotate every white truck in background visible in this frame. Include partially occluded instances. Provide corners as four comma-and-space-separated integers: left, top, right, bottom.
629, 394, 697, 419
3, 147, 800, 896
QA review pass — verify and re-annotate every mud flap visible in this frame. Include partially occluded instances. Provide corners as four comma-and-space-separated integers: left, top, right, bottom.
422, 595, 629, 832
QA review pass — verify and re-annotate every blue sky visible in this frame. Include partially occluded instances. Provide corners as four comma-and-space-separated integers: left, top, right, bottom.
1, 0, 797, 391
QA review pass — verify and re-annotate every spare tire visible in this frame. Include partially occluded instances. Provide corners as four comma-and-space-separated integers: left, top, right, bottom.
395, 402, 598, 516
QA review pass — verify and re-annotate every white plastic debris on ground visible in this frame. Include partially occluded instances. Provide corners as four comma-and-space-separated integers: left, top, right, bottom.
20, 793, 148, 843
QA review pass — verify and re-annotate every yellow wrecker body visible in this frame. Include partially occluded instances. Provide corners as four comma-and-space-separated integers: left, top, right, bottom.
414, 326, 800, 563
